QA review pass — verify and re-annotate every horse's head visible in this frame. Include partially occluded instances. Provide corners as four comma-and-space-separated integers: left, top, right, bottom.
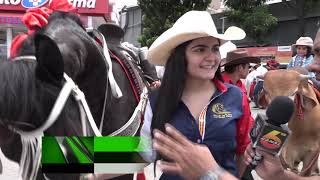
0, 12, 97, 164
42, 12, 92, 78
0, 37, 88, 175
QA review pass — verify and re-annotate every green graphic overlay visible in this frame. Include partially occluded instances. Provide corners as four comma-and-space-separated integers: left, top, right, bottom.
42, 136, 94, 173
42, 136, 149, 173
94, 136, 147, 152
42, 136, 67, 164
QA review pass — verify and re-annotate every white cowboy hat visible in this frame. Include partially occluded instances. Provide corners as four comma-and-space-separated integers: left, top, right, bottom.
147, 10, 246, 66
292, 37, 313, 48
219, 41, 237, 59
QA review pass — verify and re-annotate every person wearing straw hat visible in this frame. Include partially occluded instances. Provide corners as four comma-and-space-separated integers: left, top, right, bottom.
138, 10, 250, 180
150, 26, 320, 180
287, 37, 314, 69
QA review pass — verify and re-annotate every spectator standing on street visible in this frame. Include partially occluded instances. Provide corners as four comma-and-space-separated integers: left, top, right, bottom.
138, 10, 251, 179
245, 63, 260, 101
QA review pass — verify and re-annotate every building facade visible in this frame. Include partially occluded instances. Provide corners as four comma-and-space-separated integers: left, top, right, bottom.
0, 0, 110, 59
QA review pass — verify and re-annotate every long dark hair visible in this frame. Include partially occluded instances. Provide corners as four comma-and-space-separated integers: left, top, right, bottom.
151, 39, 222, 134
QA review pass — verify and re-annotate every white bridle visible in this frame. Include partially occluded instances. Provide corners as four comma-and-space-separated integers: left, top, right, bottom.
14, 73, 102, 138
7, 63, 102, 179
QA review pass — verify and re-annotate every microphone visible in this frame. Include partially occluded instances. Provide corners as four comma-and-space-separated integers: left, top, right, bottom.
241, 96, 294, 180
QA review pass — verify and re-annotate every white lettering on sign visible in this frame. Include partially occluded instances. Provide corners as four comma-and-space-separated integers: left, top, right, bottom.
10, 0, 20, 5
0, 0, 97, 9
69, 0, 96, 8
278, 46, 291, 52
0, 0, 21, 5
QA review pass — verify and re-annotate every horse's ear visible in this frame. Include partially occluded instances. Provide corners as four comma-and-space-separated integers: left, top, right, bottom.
299, 83, 318, 111
34, 34, 64, 86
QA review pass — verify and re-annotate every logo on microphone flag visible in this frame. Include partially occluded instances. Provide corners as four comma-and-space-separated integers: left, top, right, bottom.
260, 130, 282, 149
41, 136, 149, 173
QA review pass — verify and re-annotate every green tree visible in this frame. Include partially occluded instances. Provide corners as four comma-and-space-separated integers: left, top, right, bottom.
138, 0, 211, 47
224, 0, 277, 45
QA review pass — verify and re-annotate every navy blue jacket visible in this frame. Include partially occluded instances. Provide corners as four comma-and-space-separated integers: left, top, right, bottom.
148, 80, 244, 179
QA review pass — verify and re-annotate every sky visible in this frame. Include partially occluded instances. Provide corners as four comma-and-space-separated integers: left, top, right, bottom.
113, 0, 138, 10
109, 0, 138, 23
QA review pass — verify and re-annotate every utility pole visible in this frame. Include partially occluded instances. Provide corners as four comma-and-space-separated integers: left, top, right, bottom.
220, 16, 227, 33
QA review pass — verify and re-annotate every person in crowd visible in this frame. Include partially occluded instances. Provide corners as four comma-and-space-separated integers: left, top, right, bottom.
97, 22, 161, 88
221, 50, 262, 96
287, 37, 314, 69
152, 123, 320, 180
245, 63, 261, 101
265, 59, 280, 70
139, 10, 250, 179
220, 49, 259, 125
219, 50, 259, 176
251, 59, 280, 108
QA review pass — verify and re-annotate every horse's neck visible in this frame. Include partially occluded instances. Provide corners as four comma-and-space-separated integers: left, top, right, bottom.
76, 56, 109, 122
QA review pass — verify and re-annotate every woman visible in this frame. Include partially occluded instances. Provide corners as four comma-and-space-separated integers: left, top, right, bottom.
139, 10, 252, 179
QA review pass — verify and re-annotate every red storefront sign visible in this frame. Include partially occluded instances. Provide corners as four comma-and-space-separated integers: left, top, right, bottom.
0, 0, 109, 15
241, 46, 292, 63
0, 13, 22, 24
0, 12, 88, 26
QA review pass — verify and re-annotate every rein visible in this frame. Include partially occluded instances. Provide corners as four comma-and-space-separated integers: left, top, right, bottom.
93, 29, 123, 99
294, 94, 304, 121
91, 29, 147, 135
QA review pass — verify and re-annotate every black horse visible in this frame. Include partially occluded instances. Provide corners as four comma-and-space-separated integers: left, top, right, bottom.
0, 11, 146, 179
